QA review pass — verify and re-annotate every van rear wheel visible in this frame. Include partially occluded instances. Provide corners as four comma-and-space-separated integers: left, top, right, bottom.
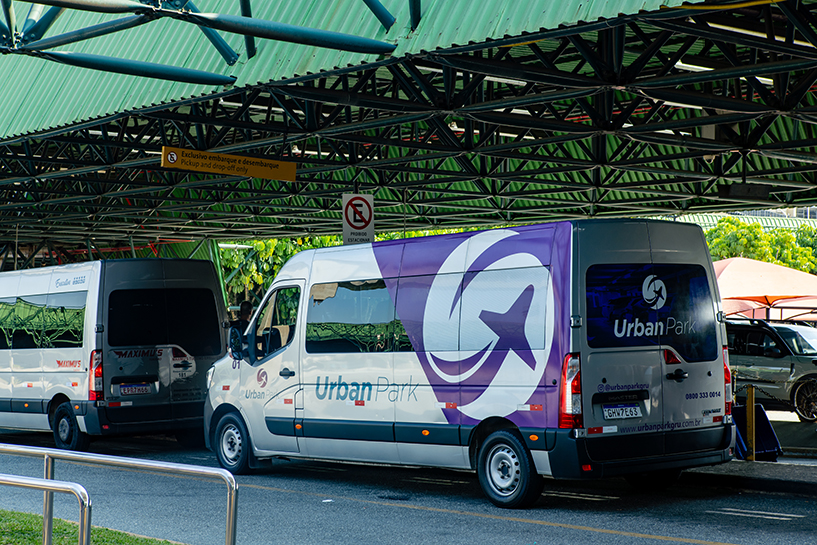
215, 412, 251, 474
53, 402, 90, 451
477, 430, 543, 508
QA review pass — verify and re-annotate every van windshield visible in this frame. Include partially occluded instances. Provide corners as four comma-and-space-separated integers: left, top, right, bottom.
586, 263, 718, 362
108, 288, 221, 356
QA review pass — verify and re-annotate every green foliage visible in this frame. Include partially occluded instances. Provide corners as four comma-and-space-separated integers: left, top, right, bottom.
220, 219, 817, 308
0, 509, 176, 545
219, 236, 343, 307
705, 216, 817, 273
796, 225, 817, 273
218, 228, 484, 308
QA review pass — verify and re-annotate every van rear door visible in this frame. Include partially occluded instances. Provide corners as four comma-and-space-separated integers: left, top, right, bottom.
580, 222, 665, 453
102, 260, 225, 427
648, 222, 725, 453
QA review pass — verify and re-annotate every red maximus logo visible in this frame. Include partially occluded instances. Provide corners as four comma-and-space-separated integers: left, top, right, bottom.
56, 360, 82, 368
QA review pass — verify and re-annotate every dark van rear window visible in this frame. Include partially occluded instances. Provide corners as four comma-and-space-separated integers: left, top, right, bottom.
586, 263, 717, 362
108, 288, 221, 356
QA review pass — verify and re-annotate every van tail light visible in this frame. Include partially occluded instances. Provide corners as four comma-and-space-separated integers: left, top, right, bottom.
723, 346, 732, 416
559, 353, 583, 429
89, 350, 104, 401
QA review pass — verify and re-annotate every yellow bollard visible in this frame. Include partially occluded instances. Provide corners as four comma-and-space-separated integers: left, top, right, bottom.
746, 385, 755, 461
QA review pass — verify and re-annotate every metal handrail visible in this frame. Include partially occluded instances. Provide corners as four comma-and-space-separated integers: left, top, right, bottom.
0, 443, 238, 545
0, 473, 91, 545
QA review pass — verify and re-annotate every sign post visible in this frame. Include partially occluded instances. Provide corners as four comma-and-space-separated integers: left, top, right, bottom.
342, 194, 374, 245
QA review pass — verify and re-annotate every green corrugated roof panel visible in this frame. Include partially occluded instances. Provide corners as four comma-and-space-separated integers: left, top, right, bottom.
662, 213, 817, 231
0, 0, 687, 139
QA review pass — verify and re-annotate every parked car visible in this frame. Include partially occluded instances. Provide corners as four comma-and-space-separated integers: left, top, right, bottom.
726, 320, 817, 421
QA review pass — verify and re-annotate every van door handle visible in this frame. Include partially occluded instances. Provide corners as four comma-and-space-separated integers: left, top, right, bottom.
279, 368, 295, 377
666, 368, 689, 382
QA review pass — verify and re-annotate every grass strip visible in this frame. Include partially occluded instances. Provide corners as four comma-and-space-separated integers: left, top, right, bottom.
0, 509, 183, 545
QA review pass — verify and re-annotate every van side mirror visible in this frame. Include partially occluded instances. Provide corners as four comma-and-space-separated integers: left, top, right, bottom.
229, 327, 244, 361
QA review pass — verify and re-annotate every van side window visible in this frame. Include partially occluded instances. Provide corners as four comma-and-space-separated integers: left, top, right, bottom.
43, 292, 86, 348
459, 267, 549, 352
0, 297, 16, 349
0, 293, 86, 350
396, 274, 460, 353
256, 286, 300, 358
12, 295, 47, 349
306, 280, 394, 353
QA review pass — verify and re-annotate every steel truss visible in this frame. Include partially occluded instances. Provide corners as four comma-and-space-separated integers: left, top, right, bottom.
4, 1, 817, 255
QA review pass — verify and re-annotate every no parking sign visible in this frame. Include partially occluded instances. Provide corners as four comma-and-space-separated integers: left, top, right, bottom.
342, 193, 374, 245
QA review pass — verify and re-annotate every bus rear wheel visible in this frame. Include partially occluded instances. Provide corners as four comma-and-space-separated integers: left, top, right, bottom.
477, 430, 543, 508
52, 402, 90, 451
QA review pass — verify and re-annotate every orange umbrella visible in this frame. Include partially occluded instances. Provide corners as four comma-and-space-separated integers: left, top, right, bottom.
714, 257, 817, 320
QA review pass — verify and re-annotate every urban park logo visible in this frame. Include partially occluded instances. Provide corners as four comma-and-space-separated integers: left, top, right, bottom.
642, 274, 667, 310
257, 368, 268, 388
418, 229, 555, 421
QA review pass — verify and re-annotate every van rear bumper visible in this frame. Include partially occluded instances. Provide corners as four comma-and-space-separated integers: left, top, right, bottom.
79, 401, 203, 436
547, 424, 734, 479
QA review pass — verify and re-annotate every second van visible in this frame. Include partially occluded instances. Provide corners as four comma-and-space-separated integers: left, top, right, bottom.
205, 219, 733, 507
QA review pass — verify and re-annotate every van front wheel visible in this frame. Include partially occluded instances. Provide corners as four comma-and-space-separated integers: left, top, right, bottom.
215, 413, 251, 474
53, 402, 90, 451
477, 430, 543, 508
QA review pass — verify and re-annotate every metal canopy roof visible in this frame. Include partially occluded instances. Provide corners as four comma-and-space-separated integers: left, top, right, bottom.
3, 0, 817, 250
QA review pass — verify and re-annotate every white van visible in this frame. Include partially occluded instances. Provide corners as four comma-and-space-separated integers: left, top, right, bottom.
0, 258, 228, 450
204, 219, 734, 508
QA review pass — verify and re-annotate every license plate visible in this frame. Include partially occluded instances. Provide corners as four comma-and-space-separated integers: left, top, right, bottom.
602, 403, 642, 420
120, 384, 151, 395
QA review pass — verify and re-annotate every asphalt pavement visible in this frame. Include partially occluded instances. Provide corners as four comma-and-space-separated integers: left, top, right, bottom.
3, 408, 817, 544
684, 410, 817, 496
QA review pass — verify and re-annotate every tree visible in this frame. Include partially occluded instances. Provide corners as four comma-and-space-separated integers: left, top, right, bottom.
705, 216, 816, 272
220, 236, 340, 308
218, 227, 485, 308
795, 225, 817, 274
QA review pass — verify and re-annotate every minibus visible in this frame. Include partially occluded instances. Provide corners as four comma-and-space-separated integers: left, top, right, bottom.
0, 259, 228, 450
205, 219, 733, 508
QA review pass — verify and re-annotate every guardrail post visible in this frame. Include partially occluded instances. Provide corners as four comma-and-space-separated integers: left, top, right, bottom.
43, 453, 55, 545
226, 485, 238, 545
0, 443, 238, 545
0, 474, 91, 545
747, 384, 756, 461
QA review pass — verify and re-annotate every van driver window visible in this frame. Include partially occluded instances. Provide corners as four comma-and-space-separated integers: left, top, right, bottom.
255, 286, 300, 359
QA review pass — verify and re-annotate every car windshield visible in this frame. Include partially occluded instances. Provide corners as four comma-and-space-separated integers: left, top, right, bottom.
774, 326, 817, 356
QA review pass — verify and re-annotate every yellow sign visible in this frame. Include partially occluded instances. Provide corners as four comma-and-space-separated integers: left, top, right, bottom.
161, 146, 296, 181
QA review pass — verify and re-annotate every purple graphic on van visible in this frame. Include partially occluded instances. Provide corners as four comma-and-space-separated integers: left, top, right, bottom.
373, 223, 572, 428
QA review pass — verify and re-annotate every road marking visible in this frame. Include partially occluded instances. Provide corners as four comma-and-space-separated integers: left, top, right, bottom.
706, 507, 806, 521
242, 483, 739, 545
